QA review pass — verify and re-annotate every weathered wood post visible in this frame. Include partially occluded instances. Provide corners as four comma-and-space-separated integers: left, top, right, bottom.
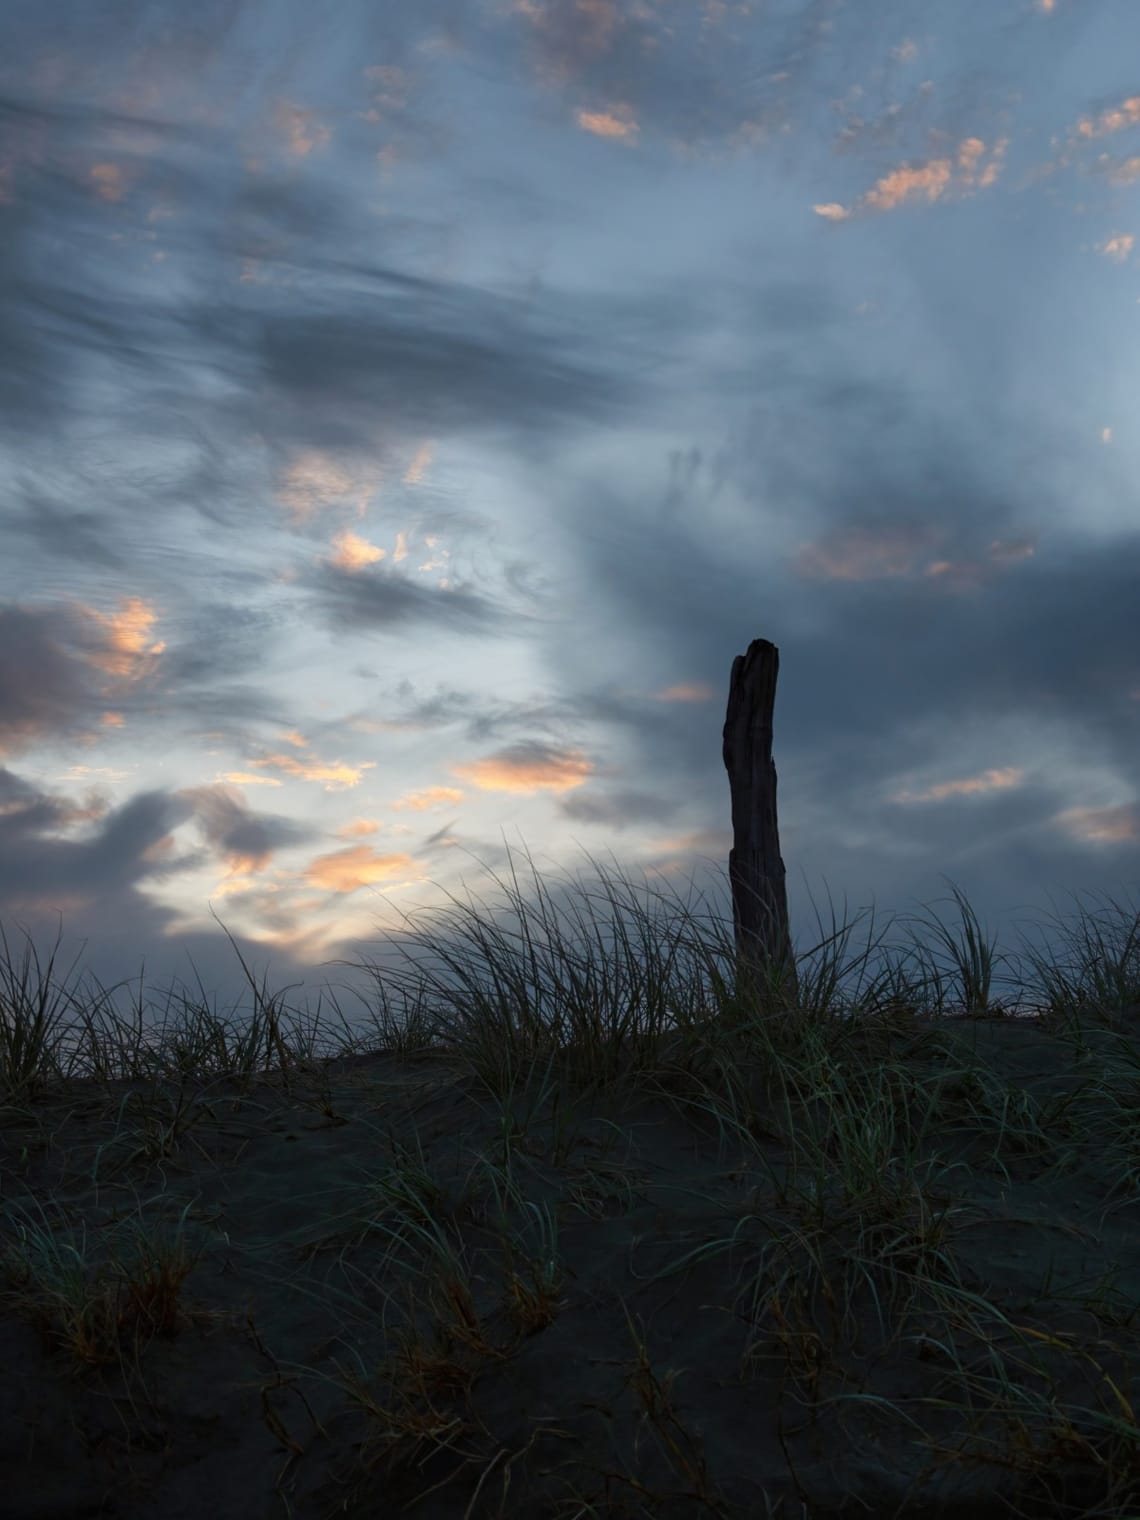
722, 638, 800, 1010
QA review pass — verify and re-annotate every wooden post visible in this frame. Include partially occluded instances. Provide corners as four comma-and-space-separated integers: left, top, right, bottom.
722, 638, 800, 1009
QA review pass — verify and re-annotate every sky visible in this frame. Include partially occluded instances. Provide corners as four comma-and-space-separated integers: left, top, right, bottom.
2, 0, 1139, 1067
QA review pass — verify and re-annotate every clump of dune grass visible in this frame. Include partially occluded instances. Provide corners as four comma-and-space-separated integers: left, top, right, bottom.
0, 838, 1138, 1519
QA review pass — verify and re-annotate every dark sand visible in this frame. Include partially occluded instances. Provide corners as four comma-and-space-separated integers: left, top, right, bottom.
1, 1005, 1138, 1518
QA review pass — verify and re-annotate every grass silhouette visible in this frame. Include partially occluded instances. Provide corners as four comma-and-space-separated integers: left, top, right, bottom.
1, 837, 1139, 1518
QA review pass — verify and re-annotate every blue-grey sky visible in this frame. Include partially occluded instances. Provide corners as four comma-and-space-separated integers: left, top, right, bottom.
2, 0, 1139, 1059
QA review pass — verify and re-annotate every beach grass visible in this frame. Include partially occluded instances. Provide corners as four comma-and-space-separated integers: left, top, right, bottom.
1, 839, 1139, 1518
